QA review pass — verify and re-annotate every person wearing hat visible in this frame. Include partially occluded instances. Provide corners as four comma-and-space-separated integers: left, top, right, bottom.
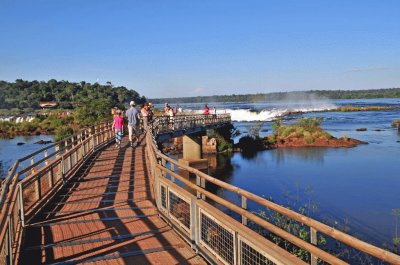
164, 103, 169, 115
126, 101, 140, 147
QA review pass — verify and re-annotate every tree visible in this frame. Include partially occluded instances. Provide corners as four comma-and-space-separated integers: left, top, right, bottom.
74, 98, 114, 126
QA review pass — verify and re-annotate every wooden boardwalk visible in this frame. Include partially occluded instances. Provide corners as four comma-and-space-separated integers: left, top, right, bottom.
20, 137, 206, 265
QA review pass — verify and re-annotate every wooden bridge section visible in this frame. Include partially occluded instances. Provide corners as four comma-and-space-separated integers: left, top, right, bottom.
1, 114, 400, 265
20, 137, 206, 264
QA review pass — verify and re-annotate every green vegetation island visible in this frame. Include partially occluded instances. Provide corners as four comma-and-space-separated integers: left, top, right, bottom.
235, 117, 368, 155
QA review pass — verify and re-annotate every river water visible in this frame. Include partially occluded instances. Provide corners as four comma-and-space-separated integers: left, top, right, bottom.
0, 135, 54, 178
1, 98, 399, 251
163, 98, 400, 250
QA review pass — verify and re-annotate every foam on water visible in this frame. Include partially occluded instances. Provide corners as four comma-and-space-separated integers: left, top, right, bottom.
219, 105, 336, 122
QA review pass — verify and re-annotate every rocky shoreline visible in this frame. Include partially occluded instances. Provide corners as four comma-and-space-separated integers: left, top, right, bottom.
267, 136, 367, 149
0, 130, 53, 139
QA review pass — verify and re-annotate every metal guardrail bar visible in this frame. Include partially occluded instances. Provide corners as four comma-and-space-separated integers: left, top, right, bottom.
0, 122, 113, 265
156, 151, 400, 264
0, 122, 109, 209
144, 115, 400, 265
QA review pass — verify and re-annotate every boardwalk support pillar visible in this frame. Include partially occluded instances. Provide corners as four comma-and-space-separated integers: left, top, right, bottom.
179, 136, 208, 170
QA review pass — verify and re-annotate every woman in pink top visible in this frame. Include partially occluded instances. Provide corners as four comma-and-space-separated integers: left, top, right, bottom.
112, 110, 124, 148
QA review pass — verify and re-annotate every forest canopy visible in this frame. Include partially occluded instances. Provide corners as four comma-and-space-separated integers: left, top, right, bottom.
0, 79, 146, 109
151, 88, 400, 104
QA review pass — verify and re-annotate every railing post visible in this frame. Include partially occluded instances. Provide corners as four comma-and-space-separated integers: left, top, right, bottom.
190, 198, 200, 250
310, 228, 318, 265
4, 229, 9, 265
18, 184, 25, 227
30, 156, 35, 175
196, 175, 204, 199
35, 178, 41, 200
241, 196, 247, 226
68, 154, 72, 170
8, 221, 13, 265
49, 167, 54, 188
60, 157, 66, 183
44, 150, 48, 166
91, 136, 95, 152
170, 163, 175, 182
55, 144, 60, 158
200, 178, 206, 200
161, 158, 166, 177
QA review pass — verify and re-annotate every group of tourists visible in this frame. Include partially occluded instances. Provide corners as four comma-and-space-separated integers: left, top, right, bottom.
112, 102, 217, 148
112, 101, 153, 148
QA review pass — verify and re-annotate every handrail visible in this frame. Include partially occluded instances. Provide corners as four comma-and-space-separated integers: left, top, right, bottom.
0, 122, 109, 208
155, 151, 400, 264
0, 121, 113, 265
145, 116, 400, 265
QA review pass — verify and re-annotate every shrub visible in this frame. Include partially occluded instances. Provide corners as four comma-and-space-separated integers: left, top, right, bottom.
267, 136, 276, 144
320, 132, 333, 139
295, 127, 304, 137
215, 132, 233, 153
281, 127, 294, 138
304, 137, 315, 144
18, 121, 38, 133
392, 119, 400, 128
277, 125, 288, 136
294, 117, 323, 133
55, 126, 74, 141
271, 120, 282, 134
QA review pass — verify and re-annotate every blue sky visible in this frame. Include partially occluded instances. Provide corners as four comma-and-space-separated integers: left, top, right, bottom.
0, 0, 399, 98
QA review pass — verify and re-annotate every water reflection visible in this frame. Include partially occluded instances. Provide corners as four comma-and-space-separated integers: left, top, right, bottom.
271, 147, 330, 165
205, 153, 236, 195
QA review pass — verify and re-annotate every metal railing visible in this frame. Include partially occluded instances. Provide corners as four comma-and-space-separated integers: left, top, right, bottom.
151, 114, 231, 136
145, 116, 400, 265
0, 122, 114, 265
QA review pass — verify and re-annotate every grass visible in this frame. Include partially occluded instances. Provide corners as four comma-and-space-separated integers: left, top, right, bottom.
271, 117, 332, 142
392, 119, 400, 128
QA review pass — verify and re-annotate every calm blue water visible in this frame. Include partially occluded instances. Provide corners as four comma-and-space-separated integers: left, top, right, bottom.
0, 135, 54, 177
202, 98, 400, 248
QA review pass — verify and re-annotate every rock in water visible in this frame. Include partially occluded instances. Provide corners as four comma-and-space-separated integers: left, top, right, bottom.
34, 140, 52, 144
356, 128, 367, 131
17, 142, 25, 146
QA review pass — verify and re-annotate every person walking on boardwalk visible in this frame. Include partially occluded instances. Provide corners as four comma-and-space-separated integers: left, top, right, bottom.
203, 104, 210, 115
126, 101, 140, 147
141, 102, 149, 131
112, 110, 124, 148
148, 102, 154, 122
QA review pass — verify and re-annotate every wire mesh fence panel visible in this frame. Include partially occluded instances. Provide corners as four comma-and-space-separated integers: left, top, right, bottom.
160, 184, 167, 209
22, 181, 37, 211
63, 157, 71, 174
0, 231, 8, 265
200, 209, 235, 265
39, 172, 51, 198
11, 196, 20, 239
239, 237, 276, 265
168, 190, 190, 231
51, 165, 58, 186
70, 152, 77, 168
